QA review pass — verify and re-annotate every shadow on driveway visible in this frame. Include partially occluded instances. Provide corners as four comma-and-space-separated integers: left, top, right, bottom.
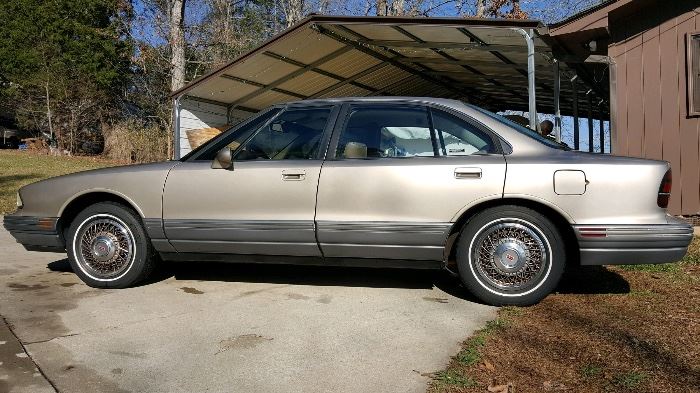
48, 258, 631, 302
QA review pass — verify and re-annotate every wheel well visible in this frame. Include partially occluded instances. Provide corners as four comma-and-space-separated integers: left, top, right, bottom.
58, 193, 140, 238
444, 198, 580, 269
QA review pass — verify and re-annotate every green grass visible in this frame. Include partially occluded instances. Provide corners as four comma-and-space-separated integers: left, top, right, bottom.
611, 371, 647, 389
455, 337, 484, 366
580, 363, 603, 378
453, 317, 509, 367
432, 370, 478, 388
432, 311, 519, 389
617, 263, 680, 273
0, 151, 115, 214
627, 289, 657, 297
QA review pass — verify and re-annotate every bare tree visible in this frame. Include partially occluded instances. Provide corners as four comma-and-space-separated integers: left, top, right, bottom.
318, 0, 330, 13
281, 0, 306, 27
169, 0, 186, 92
376, 0, 387, 15
476, 0, 486, 17
390, 0, 405, 15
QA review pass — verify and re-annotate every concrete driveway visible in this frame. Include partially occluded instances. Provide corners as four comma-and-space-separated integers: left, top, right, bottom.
0, 226, 495, 393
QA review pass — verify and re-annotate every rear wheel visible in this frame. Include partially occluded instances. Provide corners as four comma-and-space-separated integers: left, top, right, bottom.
456, 206, 565, 306
66, 202, 156, 288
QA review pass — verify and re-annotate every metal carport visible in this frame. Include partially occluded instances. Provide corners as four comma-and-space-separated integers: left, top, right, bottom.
171, 15, 604, 158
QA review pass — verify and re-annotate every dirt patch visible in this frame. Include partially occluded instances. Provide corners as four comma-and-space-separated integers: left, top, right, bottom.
26, 341, 130, 393
2, 269, 103, 343
287, 293, 311, 300
216, 334, 273, 354
423, 296, 449, 304
108, 351, 147, 359
180, 286, 204, 295
317, 294, 332, 304
7, 283, 49, 291
428, 241, 700, 393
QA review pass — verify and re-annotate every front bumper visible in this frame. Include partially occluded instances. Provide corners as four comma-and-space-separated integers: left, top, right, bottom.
3, 215, 65, 252
574, 217, 694, 265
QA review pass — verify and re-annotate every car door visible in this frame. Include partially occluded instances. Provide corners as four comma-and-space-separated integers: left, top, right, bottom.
315, 103, 506, 261
162, 104, 338, 257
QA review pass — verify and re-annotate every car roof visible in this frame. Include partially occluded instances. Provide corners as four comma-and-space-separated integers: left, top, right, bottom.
278, 96, 464, 108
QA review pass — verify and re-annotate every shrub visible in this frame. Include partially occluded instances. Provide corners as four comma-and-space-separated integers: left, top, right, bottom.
103, 119, 170, 163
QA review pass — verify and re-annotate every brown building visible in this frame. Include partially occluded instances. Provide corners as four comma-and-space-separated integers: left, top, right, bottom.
549, 0, 700, 216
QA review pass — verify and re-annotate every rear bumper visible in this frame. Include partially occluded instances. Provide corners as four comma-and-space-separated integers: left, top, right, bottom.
575, 217, 694, 265
3, 215, 65, 252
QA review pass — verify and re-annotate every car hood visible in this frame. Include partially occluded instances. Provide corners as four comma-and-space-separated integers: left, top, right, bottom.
17, 161, 181, 218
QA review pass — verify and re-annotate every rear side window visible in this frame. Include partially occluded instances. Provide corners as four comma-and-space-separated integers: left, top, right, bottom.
430, 109, 496, 155
336, 106, 436, 158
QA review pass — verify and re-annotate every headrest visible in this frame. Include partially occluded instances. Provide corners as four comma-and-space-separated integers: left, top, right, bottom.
344, 142, 368, 159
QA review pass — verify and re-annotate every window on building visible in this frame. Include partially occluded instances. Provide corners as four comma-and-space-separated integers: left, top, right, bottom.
688, 32, 700, 116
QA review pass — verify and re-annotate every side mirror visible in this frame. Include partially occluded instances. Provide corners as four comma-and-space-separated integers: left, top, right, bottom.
211, 147, 233, 170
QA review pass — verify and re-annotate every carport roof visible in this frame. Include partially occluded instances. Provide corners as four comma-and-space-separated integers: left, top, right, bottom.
173, 15, 594, 118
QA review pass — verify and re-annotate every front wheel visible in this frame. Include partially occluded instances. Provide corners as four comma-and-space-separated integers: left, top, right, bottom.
456, 206, 565, 306
66, 202, 157, 288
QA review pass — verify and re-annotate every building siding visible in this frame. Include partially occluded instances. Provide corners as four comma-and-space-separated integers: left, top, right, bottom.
610, 10, 700, 215
178, 98, 228, 157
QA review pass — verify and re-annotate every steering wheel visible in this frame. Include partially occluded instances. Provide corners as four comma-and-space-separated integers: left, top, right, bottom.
241, 144, 270, 160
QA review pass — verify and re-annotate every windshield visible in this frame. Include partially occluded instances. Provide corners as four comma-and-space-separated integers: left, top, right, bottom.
466, 104, 570, 151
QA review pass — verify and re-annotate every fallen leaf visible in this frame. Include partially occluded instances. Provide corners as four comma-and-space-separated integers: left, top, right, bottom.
412, 369, 434, 377
543, 380, 567, 391
487, 379, 513, 393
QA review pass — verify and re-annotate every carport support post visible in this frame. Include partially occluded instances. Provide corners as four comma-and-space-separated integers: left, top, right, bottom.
599, 110, 605, 153
572, 75, 579, 150
514, 28, 537, 129
523, 29, 537, 130
553, 59, 562, 143
587, 92, 594, 152
172, 96, 181, 160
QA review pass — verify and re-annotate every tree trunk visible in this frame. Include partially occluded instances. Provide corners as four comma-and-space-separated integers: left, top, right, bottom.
44, 81, 54, 142
169, 0, 186, 92
390, 0, 404, 15
377, 0, 387, 15
284, 0, 305, 28
476, 0, 486, 17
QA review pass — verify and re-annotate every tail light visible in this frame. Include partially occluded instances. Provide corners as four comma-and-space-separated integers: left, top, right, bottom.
657, 169, 672, 208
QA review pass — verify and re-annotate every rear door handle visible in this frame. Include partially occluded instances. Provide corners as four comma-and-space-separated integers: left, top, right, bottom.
454, 167, 482, 179
282, 169, 306, 181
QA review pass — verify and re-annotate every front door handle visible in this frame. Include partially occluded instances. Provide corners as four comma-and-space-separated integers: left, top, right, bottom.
282, 169, 306, 181
454, 167, 482, 179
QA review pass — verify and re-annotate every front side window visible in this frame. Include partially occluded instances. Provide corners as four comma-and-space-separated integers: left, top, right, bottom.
235, 107, 332, 160
185, 108, 281, 161
336, 106, 436, 158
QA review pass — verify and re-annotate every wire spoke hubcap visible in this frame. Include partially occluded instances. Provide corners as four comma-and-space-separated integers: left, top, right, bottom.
471, 220, 549, 292
76, 217, 134, 280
